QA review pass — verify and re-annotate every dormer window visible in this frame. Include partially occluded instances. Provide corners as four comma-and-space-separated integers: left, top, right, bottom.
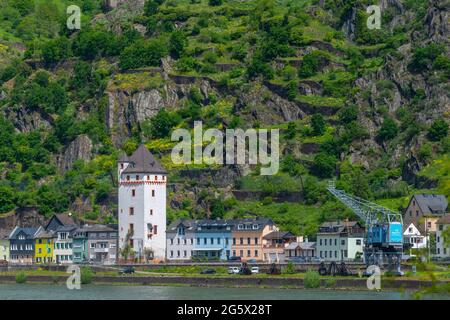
147, 175, 150, 180
253, 224, 258, 229
245, 224, 251, 229
18, 234, 25, 240
178, 227, 185, 236
238, 224, 243, 230
120, 163, 124, 169
162, 176, 165, 181
136, 175, 140, 181
155, 176, 158, 181
126, 175, 130, 181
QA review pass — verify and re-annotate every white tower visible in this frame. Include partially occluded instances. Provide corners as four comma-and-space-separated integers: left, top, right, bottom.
118, 144, 167, 262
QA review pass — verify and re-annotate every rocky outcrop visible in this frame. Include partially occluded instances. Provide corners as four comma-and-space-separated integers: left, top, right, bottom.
0, 206, 45, 230
106, 89, 166, 146
425, 0, 450, 43
4, 105, 53, 133
57, 134, 93, 172
106, 74, 217, 146
235, 84, 306, 124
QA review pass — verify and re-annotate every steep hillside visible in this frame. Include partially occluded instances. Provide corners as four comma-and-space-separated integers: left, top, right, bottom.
0, 0, 449, 237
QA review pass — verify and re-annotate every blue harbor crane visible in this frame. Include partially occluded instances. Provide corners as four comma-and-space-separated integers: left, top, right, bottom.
327, 181, 404, 275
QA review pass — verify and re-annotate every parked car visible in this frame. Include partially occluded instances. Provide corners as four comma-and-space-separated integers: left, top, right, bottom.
119, 266, 135, 275
200, 269, 216, 274
228, 267, 240, 274
251, 267, 259, 274
228, 256, 241, 262
247, 259, 257, 264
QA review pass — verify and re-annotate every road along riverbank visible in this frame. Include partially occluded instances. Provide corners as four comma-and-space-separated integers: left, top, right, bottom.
0, 274, 448, 290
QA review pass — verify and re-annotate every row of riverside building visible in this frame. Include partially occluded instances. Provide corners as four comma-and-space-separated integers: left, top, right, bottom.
0, 214, 118, 265
1, 145, 449, 265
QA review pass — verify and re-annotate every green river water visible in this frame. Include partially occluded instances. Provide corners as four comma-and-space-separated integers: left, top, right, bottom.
0, 284, 448, 300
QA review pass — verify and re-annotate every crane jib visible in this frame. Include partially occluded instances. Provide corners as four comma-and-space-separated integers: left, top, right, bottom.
326, 181, 404, 274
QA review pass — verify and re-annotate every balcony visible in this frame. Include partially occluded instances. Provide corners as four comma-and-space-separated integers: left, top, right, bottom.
263, 243, 285, 248
94, 248, 109, 253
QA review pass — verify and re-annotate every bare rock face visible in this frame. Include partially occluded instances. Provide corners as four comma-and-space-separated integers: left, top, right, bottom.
4, 105, 53, 133
58, 134, 93, 172
0, 206, 44, 230
104, 0, 144, 11
106, 89, 167, 147
235, 84, 306, 125
425, 0, 450, 43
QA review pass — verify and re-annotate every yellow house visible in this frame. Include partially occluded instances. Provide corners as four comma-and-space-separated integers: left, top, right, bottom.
34, 227, 54, 264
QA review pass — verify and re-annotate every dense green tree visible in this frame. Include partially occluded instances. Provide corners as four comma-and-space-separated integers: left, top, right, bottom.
409, 44, 445, 73
144, 0, 159, 16
119, 39, 168, 70
0, 185, 15, 213
143, 109, 179, 139
311, 114, 326, 136
312, 153, 336, 178
428, 119, 449, 141
169, 31, 187, 59
339, 105, 358, 124
377, 117, 398, 142
285, 122, 297, 140
208, 0, 223, 6
41, 37, 71, 65
247, 54, 274, 79
287, 81, 297, 101
298, 51, 328, 78
210, 198, 225, 219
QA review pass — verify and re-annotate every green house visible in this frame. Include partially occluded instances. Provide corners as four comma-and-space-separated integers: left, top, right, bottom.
72, 228, 89, 263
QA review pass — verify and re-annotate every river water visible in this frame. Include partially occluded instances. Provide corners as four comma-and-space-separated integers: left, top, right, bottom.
0, 284, 448, 300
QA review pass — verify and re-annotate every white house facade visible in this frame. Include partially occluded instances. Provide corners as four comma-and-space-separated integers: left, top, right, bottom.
166, 219, 196, 261
403, 222, 427, 255
54, 226, 76, 264
316, 221, 365, 261
118, 145, 167, 262
436, 216, 450, 259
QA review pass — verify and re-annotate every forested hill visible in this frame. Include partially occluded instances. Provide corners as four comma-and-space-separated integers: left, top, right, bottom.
0, 0, 449, 237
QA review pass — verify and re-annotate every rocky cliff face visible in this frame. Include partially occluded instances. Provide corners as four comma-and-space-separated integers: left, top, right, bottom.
3, 105, 53, 133
57, 134, 93, 172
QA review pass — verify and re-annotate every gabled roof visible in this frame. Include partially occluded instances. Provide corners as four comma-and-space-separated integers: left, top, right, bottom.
167, 218, 197, 233
167, 218, 275, 233
34, 227, 55, 239
45, 214, 76, 231
54, 225, 77, 235
403, 222, 423, 235
122, 144, 167, 174
9, 227, 39, 240
229, 217, 274, 231
413, 194, 448, 216
263, 231, 296, 240
317, 221, 363, 234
